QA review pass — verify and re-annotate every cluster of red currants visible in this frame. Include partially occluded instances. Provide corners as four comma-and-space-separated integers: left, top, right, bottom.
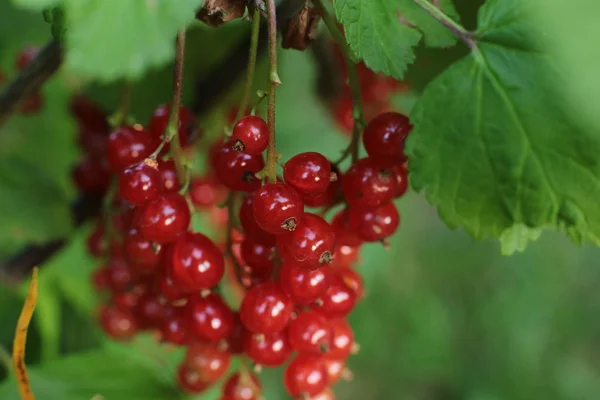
73, 88, 411, 398
0, 46, 44, 114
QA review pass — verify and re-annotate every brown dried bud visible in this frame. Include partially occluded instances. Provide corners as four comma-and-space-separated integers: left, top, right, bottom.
281, 5, 321, 51
196, 0, 246, 27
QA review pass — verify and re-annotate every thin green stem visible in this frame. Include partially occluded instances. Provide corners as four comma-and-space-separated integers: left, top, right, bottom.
314, 0, 365, 164
265, 0, 280, 184
108, 81, 133, 128
236, 7, 262, 121
167, 30, 188, 185
0, 344, 12, 373
412, 0, 476, 49
225, 191, 243, 282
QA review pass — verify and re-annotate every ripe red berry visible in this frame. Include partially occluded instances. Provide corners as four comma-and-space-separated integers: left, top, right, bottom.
323, 354, 348, 385
87, 226, 105, 258
222, 372, 262, 400
187, 293, 235, 342
190, 176, 227, 208
329, 245, 360, 271
148, 104, 197, 148
134, 192, 191, 244
283, 152, 333, 195
70, 95, 109, 132
332, 94, 353, 134
99, 305, 138, 340
156, 159, 181, 192
16, 46, 39, 70
328, 318, 355, 359
135, 292, 171, 328
118, 159, 162, 205
341, 158, 395, 209
155, 270, 189, 302
214, 142, 265, 191
238, 194, 276, 246
311, 275, 356, 318
338, 268, 364, 299
243, 330, 292, 367
277, 213, 335, 268
362, 112, 412, 167
252, 183, 304, 234
171, 232, 225, 290
77, 126, 109, 159
123, 228, 163, 274
231, 116, 269, 155
177, 364, 209, 393
240, 238, 274, 279
288, 311, 331, 354
279, 261, 331, 305
309, 387, 336, 400
391, 164, 408, 198
92, 267, 109, 292
72, 156, 110, 194
225, 313, 246, 355
284, 354, 328, 397
302, 164, 341, 208
239, 281, 293, 334
105, 258, 137, 291
106, 125, 160, 173
348, 201, 400, 242
185, 342, 231, 383
160, 308, 190, 345
112, 290, 141, 312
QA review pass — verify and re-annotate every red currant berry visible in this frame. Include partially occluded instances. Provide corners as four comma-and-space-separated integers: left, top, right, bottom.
310, 387, 336, 400
279, 261, 331, 304
342, 158, 395, 209
190, 176, 227, 208
70, 95, 109, 132
187, 293, 235, 341
160, 308, 190, 345
118, 160, 161, 205
16, 46, 39, 70
323, 354, 349, 385
330, 210, 363, 247
243, 330, 292, 367
215, 142, 264, 191
332, 94, 353, 134
284, 354, 328, 397
185, 342, 231, 383
302, 164, 341, 208
134, 192, 191, 244
106, 125, 160, 173
311, 275, 356, 318
87, 225, 105, 258
226, 313, 246, 355
222, 372, 262, 400
105, 258, 137, 291
135, 293, 171, 328
72, 156, 110, 194
329, 245, 360, 271
92, 267, 109, 292
277, 213, 335, 269
362, 112, 412, 167
391, 164, 408, 198
338, 268, 364, 299
328, 318, 355, 359
283, 152, 333, 195
240, 281, 293, 334
240, 238, 274, 279
148, 104, 197, 148
231, 116, 269, 155
155, 270, 189, 302
171, 232, 224, 290
123, 228, 163, 274
156, 159, 181, 192
112, 290, 141, 312
99, 305, 138, 340
348, 201, 399, 242
288, 311, 331, 354
252, 183, 304, 234
239, 194, 276, 246
177, 364, 209, 393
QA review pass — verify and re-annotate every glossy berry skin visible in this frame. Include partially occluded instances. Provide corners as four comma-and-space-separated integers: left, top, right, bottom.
148, 104, 197, 148
222, 372, 262, 400
123, 228, 163, 274
118, 160, 161, 205
190, 176, 227, 208
243, 330, 292, 367
279, 261, 331, 305
284, 354, 328, 397
277, 213, 335, 269
171, 232, 225, 290
155, 271, 189, 302
135, 293, 171, 328
134, 192, 190, 244
391, 164, 408, 198
348, 202, 400, 242
330, 210, 363, 247
239, 194, 276, 246
157, 159, 181, 192
329, 245, 360, 271
288, 311, 331, 354
252, 183, 304, 234
112, 290, 141, 312
240, 238, 274, 279
283, 152, 332, 195
231, 116, 269, 155
186, 293, 235, 342
302, 164, 341, 208
160, 308, 190, 345
323, 354, 347, 384
362, 112, 412, 167
16, 46, 39, 70
72, 156, 110, 194
310, 387, 336, 400
105, 258, 137, 291
215, 142, 265, 191
342, 158, 395, 209
239, 281, 293, 334
328, 318, 355, 359
177, 364, 209, 393
311, 275, 356, 318
185, 342, 231, 383
106, 125, 160, 173
338, 268, 364, 299
99, 305, 138, 340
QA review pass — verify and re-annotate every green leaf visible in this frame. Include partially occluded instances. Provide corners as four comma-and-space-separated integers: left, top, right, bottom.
406, 0, 600, 249
11, 0, 60, 9
335, 0, 459, 79
499, 224, 543, 256
63, 0, 204, 81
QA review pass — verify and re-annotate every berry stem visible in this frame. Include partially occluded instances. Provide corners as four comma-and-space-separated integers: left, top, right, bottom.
225, 191, 244, 282
168, 30, 188, 185
314, 0, 365, 164
236, 7, 262, 122
265, 0, 281, 184
108, 81, 133, 128
412, 0, 476, 49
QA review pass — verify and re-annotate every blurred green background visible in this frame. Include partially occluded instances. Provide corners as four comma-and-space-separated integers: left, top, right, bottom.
1, 2, 600, 400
